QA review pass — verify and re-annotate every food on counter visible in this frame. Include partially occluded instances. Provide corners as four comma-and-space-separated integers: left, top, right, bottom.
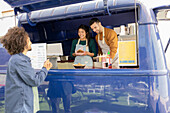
77, 49, 84, 53
73, 63, 86, 69
73, 63, 85, 66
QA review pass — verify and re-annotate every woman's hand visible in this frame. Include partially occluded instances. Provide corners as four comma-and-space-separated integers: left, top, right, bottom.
72, 53, 76, 56
83, 51, 94, 57
74, 51, 94, 57
83, 51, 89, 56
74, 52, 83, 56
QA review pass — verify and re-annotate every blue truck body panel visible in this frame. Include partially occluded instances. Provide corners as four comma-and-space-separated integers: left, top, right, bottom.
1, 0, 170, 112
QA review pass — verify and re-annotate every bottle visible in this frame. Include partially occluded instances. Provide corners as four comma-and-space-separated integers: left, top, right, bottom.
107, 51, 112, 69
99, 54, 102, 62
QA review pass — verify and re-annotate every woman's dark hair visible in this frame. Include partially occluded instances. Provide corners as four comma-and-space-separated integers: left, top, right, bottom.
0, 27, 29, 55
78, 24, 91, 46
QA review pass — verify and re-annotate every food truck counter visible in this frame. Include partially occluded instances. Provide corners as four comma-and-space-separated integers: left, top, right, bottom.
47, 69, 168, 76
56, 61, 117, 69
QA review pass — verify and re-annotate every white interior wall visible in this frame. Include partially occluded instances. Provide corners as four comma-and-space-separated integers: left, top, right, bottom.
157, 21, 170, 70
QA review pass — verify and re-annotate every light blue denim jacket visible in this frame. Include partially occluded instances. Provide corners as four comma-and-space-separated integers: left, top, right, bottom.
5, 53, 48, 113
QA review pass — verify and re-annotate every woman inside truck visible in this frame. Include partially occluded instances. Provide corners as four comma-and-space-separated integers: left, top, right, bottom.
70, 24, 97, 67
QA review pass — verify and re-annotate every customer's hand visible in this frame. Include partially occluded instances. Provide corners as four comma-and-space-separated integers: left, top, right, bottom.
43, 59, 53, 71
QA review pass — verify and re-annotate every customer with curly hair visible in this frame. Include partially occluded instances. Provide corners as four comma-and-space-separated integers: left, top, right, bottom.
1, 27, 52, 113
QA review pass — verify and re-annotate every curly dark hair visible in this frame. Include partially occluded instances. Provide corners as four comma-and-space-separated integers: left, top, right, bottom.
0, 27, 28, 55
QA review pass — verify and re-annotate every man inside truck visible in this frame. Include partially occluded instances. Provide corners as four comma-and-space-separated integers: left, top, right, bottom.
89, 18, 119, 68
0, 27, 52, 113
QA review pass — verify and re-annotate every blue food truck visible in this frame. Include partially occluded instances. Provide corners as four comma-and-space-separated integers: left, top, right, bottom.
0, 0, 170, 113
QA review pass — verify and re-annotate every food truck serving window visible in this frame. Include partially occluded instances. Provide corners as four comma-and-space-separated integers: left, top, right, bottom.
22, 6, 139, 70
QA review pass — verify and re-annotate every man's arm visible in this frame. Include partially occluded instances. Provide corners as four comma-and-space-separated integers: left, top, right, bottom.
95, 35, 102, 55
107, 30, 118, 59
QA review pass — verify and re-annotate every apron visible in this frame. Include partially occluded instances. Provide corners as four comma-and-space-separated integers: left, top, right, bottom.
74, 39, 93, 67
98, 28, 119, 68
32, 87, 40, 113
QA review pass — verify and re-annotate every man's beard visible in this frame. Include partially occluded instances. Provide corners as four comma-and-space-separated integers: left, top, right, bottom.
94, 30, 99, 34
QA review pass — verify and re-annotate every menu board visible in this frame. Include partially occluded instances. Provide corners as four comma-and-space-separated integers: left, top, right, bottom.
118, 41, 137, 66
27, 43, 47, 69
